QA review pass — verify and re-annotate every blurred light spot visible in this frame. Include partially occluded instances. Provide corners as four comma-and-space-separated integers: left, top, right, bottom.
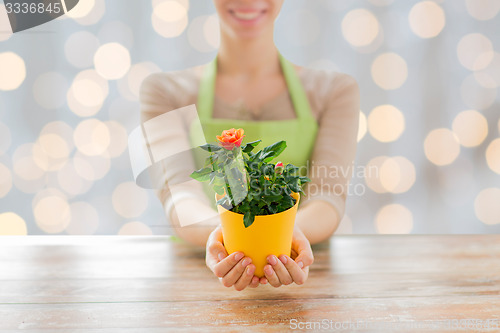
380, 156, 416, 193
364, 156, 388, 194
66, 0, 95, 18
66, 202, 99, 235
188, 15, 220, 53
94, 43, 131, 80
40, 122, 75, 153
112, 182, 149, 218
64, 31, 100, 69
0, 163, 12, 198
154, 0, 187, 22
73, 80, 105, 107
452, 110, 488, 147
33, 195, 71, 233
282, 9, 320, 46
371, 53, 408, 90
98, 21, 134, 49
0, 212, 27, 235
73, 151, 111, 181
0, 5, 12, 42
74, 119, 110, 156
32, 134, 70, 171
69, 0, 105, 26
474, 188, 500, 225
127, 62, 161, 99
152, 0, 189, 10
368, 104, 405, 142
204, 15, 220, 49
152, 0, 188, 38
117, 62, 161, 102
465, 0, 500, 21
67, 70, 109, 117
409, 1, 445, 39
375, 204, 413, 234
357, 111, 367, 142
486, 138, 500, 174
104, 121, 128, 158
460, 74, 497, 110
0, 122, 11, 155
33, 72, 68, 110
57, 160, 93, 196
424, 128, 460, 166
473, 71, 497, 89
119, 221, 153, 235
457, 34, 494, 71
13, 144, 45, 181
342, 9, 380, 47
0, 52, 26, 91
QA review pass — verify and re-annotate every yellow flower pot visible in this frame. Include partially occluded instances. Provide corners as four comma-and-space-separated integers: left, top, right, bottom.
216, 193, 300, 277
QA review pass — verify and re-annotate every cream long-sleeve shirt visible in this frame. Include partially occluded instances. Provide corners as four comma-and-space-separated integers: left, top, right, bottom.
139, 64, 360, 221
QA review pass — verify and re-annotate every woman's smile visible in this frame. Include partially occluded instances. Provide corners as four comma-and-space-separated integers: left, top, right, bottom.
228, 8, 268, 26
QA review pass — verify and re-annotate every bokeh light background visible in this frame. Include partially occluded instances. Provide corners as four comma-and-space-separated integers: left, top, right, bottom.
0, 0, 499, 235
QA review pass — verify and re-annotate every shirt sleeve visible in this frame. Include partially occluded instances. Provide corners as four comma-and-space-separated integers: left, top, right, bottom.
139, 72, 211, 220
302, 72, 360, 220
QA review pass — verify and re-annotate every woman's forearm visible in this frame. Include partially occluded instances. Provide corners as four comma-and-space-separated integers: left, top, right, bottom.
295, 200, 341, 244
168, 198, 220, 247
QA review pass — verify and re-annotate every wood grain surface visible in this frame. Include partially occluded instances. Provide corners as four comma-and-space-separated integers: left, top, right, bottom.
0, 235, 499, 332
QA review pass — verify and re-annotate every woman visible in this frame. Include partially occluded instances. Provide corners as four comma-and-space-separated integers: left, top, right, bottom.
140, 0, 360, 290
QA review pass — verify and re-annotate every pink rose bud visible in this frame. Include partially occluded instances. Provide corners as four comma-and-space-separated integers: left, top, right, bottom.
275, 162, 284, 174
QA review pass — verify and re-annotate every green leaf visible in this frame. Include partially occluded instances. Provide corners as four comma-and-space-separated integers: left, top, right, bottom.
260, 141, 287, 163
263, 194, 283, 202
242, 140, 262, 153
199, 143, 222, 152
243, 211, 255, 228
299, 176, 311, 184
215, 187, 225, 195
190, 167, 212, 182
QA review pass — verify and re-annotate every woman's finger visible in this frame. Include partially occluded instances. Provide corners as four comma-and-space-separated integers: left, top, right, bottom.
213, 251, 244, 278
205, 226, 228, 271
249, 276, 260, 288
267, 255, 293, 285
263, 264, 281, 287
233, 264, 255, 291
291, 231, 314, 268
278, 254, 306, 285
220, 256, 252, 288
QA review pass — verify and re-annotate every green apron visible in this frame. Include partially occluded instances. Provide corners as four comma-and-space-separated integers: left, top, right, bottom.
189, 54, 318, 201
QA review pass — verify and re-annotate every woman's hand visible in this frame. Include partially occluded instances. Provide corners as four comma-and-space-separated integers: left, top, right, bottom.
260, 226, 314, 287
206, 225, 260, 291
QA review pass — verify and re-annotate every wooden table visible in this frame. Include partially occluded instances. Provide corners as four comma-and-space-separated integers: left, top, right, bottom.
0, 235, 499, 332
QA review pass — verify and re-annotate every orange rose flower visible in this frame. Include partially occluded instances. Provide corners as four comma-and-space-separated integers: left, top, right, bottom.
216, 128, 245, 150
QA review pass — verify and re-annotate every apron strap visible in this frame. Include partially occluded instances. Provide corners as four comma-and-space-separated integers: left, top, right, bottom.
279, 54, 314, 121
197, 57, 217, 121
197, 54, 314, 121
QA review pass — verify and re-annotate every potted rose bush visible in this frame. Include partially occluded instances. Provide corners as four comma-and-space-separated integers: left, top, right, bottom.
190, 128, 310, 276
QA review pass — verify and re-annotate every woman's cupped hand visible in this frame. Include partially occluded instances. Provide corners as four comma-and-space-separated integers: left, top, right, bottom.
206, 225, 314, 290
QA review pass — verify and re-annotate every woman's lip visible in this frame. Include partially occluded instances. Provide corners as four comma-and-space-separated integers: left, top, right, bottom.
229, 9, 267, 23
